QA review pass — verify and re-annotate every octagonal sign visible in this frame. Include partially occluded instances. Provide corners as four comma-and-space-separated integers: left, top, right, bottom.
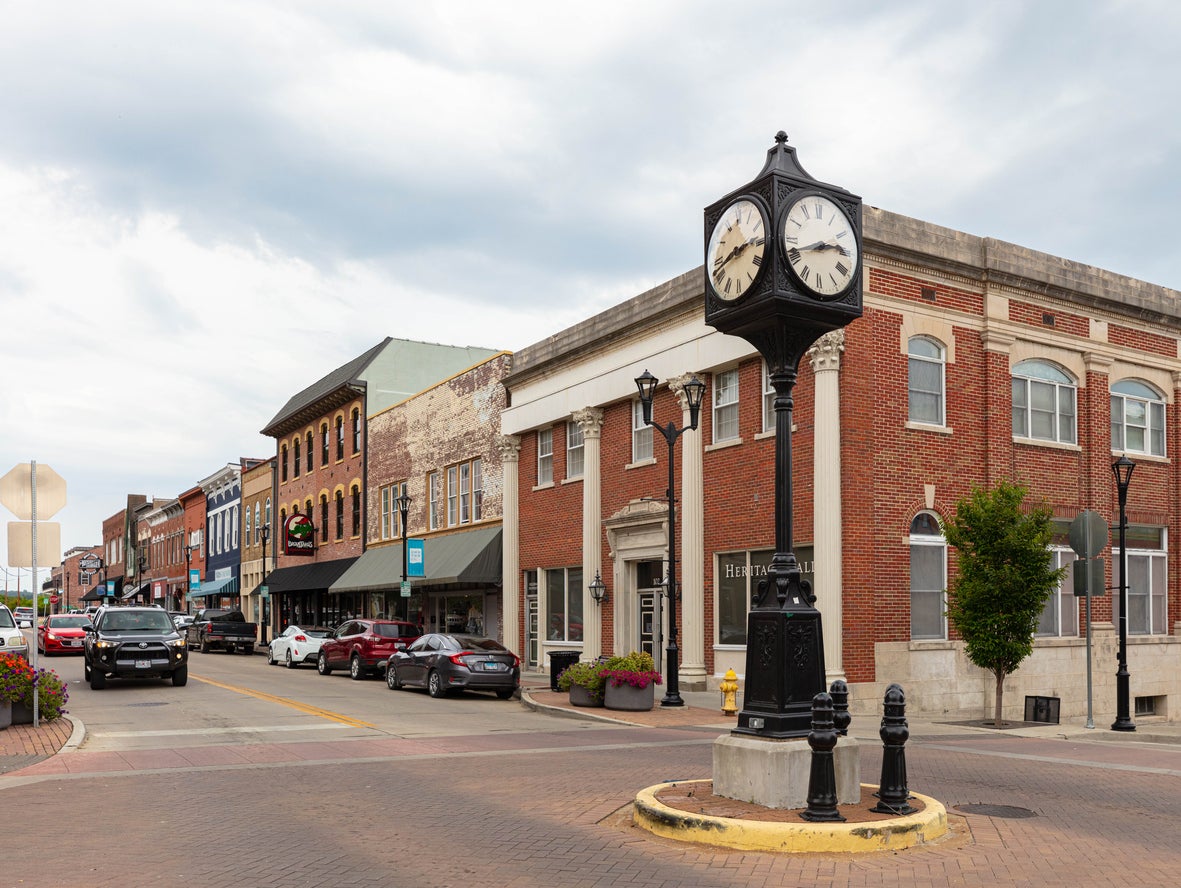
0, 463, 67, 519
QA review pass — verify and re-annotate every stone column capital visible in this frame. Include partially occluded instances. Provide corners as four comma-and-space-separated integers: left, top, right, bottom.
668, 373, 702, 412
808, 329, 845, 373
572, 407, 604, 439
497, 435, 521, 462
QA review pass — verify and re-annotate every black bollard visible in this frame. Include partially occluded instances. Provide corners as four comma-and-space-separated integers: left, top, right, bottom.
871, 683, 916, 815
801, 692, 845, 822
829, 679, 851, 736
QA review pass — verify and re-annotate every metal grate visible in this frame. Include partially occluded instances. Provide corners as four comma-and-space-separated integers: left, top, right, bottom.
1024, 695, 1060, 724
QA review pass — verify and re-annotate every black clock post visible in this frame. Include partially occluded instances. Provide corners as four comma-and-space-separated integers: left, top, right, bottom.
704, 132, 863, 739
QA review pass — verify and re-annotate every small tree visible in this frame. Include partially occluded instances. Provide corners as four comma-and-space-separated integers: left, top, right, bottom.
942, 481, 1064, 726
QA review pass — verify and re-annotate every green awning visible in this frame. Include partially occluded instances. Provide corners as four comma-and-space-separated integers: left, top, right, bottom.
329, 526, 502, 594
187, 576, 240, 600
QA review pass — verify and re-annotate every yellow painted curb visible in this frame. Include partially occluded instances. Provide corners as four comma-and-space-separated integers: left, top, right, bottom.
633, 781, 947, 853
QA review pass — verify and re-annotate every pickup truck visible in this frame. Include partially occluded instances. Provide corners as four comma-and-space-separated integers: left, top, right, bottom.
187, 608, 258, 654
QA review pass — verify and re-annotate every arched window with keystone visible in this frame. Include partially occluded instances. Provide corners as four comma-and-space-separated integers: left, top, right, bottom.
1012, 360, 1077, 444
1111, 379, 1165, 457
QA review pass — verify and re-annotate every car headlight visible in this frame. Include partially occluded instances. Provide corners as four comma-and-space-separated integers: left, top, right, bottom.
95, 640, 118, 650
166, 637, 187, 649
8, 636, 26, 648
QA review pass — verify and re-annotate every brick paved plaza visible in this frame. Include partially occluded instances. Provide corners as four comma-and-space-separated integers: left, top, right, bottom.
3, 699, 1181, 888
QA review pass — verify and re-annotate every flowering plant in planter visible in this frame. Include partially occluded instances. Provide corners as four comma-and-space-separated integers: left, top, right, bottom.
0, 653, 69, 721
601, 651, 663, 690
557, 660, 607, 702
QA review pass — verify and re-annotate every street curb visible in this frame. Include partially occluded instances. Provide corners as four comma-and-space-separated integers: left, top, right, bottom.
61, 715, 86, 753
520, 687, 653, 727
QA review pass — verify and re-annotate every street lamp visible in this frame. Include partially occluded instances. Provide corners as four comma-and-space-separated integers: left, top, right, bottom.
1111, 454, 1136, 732
635, 370, 705, 707
396, 492, 412, 622
259, 524, 271, 646
589, 572, 608, 606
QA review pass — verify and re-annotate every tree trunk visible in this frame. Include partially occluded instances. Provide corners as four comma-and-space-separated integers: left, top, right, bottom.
994, 670, 1005, 727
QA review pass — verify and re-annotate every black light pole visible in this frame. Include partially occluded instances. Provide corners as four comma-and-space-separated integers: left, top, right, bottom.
1112, 455, 1136, 732
184, 544, 194, 611
259, 524, 270, 646
635, 370, 705, 708
396, 492, 412, 622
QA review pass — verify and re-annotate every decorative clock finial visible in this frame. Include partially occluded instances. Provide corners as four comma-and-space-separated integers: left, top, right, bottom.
775, 130, 788, 144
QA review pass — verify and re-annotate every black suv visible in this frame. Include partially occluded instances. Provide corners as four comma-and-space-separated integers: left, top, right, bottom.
83, 606, 189, 689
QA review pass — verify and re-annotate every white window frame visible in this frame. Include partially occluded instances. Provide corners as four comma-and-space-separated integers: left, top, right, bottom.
713, 368, 740, 443
428, 471, 440, 531
459, 462, 471, 524
544, 566, 584, 643
632, 400, 653, 463
761, 361, 775, 433
1111, 379, 1166, 457
566, 420, 584, 479
447, 465, 458, 526
1036, 545, 1079, 637
909, 512, 947, 640
1012, 360, 1077, 445
908, 336, 946, 426
537, 427, 554, 485
472, 458, 483, 521
380, 484, 393, 540
1113, 526, 1168, 635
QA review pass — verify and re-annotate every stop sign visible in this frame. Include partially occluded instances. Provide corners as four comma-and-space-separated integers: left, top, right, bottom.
0, 463, 67, 519
50, 595, 60, 605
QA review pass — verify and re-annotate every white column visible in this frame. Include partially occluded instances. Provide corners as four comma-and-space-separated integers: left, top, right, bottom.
498, 435, 521, 653
670, 375, 706, 691
808, 330, 845, 684
574, 408, 605, 658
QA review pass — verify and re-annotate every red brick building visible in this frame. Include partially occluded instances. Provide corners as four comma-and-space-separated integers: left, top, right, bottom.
502, 207, 1181, 722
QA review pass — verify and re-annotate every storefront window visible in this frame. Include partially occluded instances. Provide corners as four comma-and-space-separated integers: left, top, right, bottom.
545, 567, 583, 642
716, 550, 773, 645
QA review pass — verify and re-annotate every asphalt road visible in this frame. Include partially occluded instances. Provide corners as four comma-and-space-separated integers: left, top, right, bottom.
6, 644, 1181, 887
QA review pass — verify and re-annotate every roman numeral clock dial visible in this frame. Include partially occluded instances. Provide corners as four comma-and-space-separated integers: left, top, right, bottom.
782, 193, 859, 299
707, 198, 768, 301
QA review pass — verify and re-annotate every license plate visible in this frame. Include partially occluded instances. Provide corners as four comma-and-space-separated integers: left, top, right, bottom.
67, 640, 81, 647
482, 661, 506, 672
135, 659, 151, 669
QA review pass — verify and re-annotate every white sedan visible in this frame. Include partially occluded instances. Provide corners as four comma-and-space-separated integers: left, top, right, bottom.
268, 625, 332, 669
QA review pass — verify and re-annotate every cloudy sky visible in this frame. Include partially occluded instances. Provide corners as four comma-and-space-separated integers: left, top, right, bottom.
1, 0, 1178, 585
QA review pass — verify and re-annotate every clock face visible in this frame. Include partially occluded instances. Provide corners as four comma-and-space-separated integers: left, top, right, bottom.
707, 198, 767, 301
781, 194, 859, 298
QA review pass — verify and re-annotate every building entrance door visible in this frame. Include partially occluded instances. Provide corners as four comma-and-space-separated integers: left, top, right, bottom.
636, 560, 664, 673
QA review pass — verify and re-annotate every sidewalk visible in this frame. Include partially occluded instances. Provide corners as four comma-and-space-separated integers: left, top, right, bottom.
0, 717, 80, 774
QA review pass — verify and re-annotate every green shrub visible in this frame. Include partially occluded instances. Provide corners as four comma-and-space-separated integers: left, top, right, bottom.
602, 650, 662, 690
556, 660, 607, 700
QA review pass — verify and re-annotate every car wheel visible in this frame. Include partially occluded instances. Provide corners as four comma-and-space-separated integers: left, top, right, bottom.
285, 650, 297, 669
349, 655, 364, 680
427, 669, 447, 698
386, 664, 402, 690
89, 667, 106, 690
495, 688, 515, 700
197, 635, 207, 653
317, 652, 332, 675
267, 647, 277, 665
83, 660, 91, 681
172, 665, 188, 687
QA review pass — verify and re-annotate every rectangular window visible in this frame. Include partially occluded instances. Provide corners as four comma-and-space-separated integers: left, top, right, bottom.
762, 362, 775, 434
352, 409, 361, 454
320, 496, 329, 543
716, 550, 774, 645
1113, 526, 1167, 635
545, 567, 584, 643
1036, 546, 1080, 637
632, 400, 653, 463
428, 471, 440, 531
380, 485, 393, 541
459, 462, 471, 524
566, 421, 584, 478
335, 492, 344, 540
351, 486, 361, 536
293, 440, 301, 478
713, 369, 739, 443
472, 458, 483, 521
321, 425, 329, 465
336, 417, 344, 461
537, 428, 553, 485
447, 465, 458, 526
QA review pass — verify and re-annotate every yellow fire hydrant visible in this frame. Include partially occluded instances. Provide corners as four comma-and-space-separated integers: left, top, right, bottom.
720, 668, 739, 717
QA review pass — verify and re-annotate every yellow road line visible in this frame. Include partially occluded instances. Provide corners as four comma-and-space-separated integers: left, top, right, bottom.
192, 675, 375, 728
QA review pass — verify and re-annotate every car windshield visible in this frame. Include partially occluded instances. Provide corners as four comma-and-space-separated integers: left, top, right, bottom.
101, 611, 175, 632
0, 611, 14, 629
449, 635, 507, 652
303, 628, 332, 637
50, 616, 91, 628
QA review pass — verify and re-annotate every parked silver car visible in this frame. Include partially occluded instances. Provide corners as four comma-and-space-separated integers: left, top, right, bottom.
385, 633, 520, 699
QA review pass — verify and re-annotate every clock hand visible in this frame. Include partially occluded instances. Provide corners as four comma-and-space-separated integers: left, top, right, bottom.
799, 240, 850, 256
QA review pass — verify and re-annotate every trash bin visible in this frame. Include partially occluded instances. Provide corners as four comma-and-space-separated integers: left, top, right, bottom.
548, 650, 581, 691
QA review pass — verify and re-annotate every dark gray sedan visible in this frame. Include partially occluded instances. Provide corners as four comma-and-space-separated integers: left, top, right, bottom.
386, 633, 520, 699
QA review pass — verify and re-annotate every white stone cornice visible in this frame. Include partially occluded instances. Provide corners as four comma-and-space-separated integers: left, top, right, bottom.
807, 329, 845, 373
981, 329, 1016, 354
1084, 352, 1114, 374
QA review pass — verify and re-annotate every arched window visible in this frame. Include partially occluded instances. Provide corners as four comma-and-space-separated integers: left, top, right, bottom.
909, 512, 946, 640
1012, 360, 1077, 444
335, 416, 344, 461
293, 437, 301, 478
265, 497, 271, 532
321, 423, 329, 464
352, 408, 361, 455
1111, 379, 1165, 457
351, 484, 361, 536
305, 498, 313, 520
254, 502, 261, 544
280, 444, 289, 482
320, 494, 329, 543
335, 490, 344, 539
908, 336, 945, 425
306, 430, 315, 472
245, 503, 252, 544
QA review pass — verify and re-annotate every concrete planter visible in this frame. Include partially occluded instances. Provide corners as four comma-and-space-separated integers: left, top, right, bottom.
0, 701, 11, 730
11, 701, 33, 725
605, 681, 656, 711
569, 685, 604, 707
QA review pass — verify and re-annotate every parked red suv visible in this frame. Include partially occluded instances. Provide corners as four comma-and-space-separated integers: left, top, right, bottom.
317, 619, 421, 680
